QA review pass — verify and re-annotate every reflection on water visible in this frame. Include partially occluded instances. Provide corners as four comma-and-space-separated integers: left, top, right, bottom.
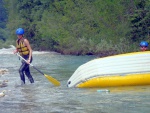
0, 53, 150, 113
108, 85, 150, 93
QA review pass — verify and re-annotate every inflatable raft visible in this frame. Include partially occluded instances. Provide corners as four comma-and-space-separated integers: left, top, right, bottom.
67, 51, 150, 88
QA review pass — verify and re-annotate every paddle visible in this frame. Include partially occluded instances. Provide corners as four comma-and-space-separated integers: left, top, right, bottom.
16, 53, 60, 86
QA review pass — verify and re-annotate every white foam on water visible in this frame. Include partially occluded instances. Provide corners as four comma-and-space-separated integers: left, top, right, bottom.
0, 45, 59, 55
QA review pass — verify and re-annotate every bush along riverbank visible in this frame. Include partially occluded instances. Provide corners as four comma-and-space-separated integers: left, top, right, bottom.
3, 0, 148, 57
50, 38, 139, 57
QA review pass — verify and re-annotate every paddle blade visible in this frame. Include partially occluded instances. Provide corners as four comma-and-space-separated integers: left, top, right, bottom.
44, 74, 60, 86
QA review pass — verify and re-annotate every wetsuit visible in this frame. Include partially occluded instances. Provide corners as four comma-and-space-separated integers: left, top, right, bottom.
16, 38, 34, 84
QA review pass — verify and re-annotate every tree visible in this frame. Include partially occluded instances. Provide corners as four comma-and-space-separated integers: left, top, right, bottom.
0, 0, 8, 41
129, 0, 150, 42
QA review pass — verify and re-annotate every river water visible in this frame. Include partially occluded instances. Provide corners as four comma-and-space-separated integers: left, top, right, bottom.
0, 48, 150, 113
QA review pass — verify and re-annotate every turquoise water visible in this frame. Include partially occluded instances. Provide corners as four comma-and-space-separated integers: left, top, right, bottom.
0, 53, 150, 113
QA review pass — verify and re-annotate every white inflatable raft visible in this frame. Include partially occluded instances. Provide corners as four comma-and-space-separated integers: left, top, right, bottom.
67, 51, 150, 88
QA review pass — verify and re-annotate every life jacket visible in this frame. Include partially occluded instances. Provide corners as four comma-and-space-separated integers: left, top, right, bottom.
16, 38, 29, 56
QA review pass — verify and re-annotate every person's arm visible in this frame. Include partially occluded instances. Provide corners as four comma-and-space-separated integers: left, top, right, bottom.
24, 39, 32, 63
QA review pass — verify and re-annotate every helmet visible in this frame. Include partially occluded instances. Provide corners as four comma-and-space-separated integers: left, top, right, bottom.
16, 28, 24, 35
140, 41, 148, 47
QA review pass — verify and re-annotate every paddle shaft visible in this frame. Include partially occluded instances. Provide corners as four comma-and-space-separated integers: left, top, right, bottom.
17, 53, 44, 75
32, 65, 44, 75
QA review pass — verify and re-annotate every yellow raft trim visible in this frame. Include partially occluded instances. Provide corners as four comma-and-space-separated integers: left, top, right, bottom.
93, 51, 150, 61
77, 73, 150, 88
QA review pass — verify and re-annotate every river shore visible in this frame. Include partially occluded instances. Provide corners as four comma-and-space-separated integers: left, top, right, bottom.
0, 45, 60, 55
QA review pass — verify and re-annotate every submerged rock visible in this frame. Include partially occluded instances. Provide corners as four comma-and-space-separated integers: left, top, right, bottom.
0, 69, 8, 87
0, 90, 6, 97
0, 80, 8, 88
0, 69, 8, 75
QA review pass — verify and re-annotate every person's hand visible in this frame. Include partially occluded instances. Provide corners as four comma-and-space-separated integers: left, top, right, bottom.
13, 49, 18, 54
26, 59, 30, 64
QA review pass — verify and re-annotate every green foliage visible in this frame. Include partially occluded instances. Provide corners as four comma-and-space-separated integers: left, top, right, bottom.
0, 28, 9, 41
0, 0, 7, 28
3, 0, 150, 55
0, 0, 8, 42
0, 39, 15, 49
129, 0, 150, 42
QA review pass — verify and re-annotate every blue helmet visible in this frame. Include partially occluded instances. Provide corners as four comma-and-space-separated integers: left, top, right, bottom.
16, 28, 24, 35
140, 41, 148, 47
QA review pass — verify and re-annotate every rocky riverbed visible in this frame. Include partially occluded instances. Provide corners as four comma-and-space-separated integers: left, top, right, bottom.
0, 69, 8, 97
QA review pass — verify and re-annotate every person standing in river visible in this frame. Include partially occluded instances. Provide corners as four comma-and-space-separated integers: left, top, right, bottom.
140, 41, 148, 51
14, 28, 34, 85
